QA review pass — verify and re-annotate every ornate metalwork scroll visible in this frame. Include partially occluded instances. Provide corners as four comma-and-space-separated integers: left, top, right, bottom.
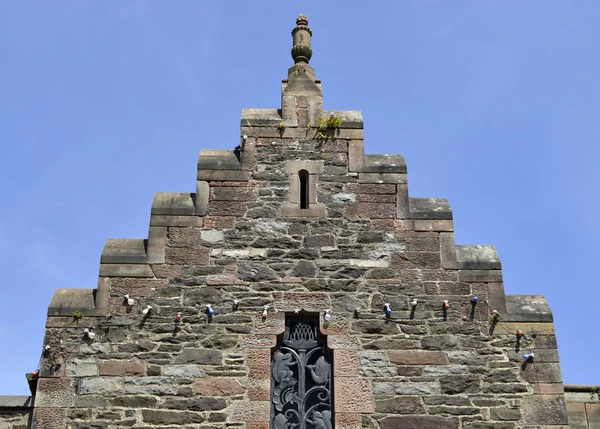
271, 315, 333, 429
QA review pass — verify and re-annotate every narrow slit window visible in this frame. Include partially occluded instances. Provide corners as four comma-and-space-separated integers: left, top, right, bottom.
299, 169, 310, 209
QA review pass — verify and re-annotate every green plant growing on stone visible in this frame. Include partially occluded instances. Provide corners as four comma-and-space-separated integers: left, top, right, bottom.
277, 121, 286, 132
314, 113, 343, 141
592, 387, 600, 400
72, 311, 84, 321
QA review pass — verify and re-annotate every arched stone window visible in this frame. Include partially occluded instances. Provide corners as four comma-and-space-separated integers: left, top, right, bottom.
281, 160, 326, 217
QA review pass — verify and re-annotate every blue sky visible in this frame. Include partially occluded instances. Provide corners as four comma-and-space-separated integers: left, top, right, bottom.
1, 2, 599, 394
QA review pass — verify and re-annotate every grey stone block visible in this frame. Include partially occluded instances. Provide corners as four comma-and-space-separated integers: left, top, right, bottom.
195, 181, 209, 216
362, 154, 407, 173
504, 294, 553, 322
197, 149, 242, 171
67, 358, 98, 377
240, 108, 283, 127
322, 110, 364, 129
522, 395, 569, 425
0, 396, 33, 408
286, 160, 324, 174
487, 282, 507, 315
99, 264, 154, 278
100, 239, 147, 264
48, 288, 97, 316
409, 198, 453, 220
146, 226, 166, 264
440, 233, 457, 269
455, 245, 501, 270
196, 169, 250, 181
151, 192, 195, 215
150, 215, 202, 227
358, 173, 407, 184
458, 270, 504, 283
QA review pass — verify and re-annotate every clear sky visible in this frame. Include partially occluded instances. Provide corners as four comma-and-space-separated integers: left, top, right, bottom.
1, 1, 598, 394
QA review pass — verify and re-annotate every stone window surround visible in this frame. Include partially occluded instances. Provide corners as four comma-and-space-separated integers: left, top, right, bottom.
281, 160, 326, 217
235, 300, 375, 428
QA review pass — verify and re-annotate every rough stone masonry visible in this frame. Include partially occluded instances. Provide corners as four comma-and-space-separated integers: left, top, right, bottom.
3, 14, 594, 429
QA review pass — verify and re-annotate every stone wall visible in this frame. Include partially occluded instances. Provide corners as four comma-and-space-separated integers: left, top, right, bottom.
565, 385, 600, 428
29, 105, 572, 429
0, 396, 33, 429
10, 14, 575, 427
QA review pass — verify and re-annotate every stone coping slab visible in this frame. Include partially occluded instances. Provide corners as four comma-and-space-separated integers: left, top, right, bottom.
0, 396, 33, 408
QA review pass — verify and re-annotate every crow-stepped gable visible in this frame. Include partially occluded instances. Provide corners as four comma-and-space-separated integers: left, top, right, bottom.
1, 14, 597, 429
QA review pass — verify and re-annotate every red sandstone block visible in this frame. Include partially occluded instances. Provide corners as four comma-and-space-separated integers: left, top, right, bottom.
389, 351, 449, 365
334, 350, 359, 377
334, 377, 374, 413
335, 413, 362, 429
242, 335, 277, 349
296, 96, 308, 108
391, 252, 441, 269
98, 360, 147, 376
35, 379, 74, 408
33, 408, 66, 429
203, 216, 235, 229
167, 227, 201, 248
247, 423, 270, 429
231, 401, 270, 422
345, 183, 396, 194
248, 366, 270, 380
195, 378, 245, 396
345, 202, 396, 219
532, 383, 564, 394
211, 187, 258, 202
209, 201, 247, 216
164, 246, 210, 265
253, 312, 285, 335
247, 380, 270, 401
371, 219, 396, 230
246, 349, 271, 367
357, 193, 396, 203
151, 264, 183, 278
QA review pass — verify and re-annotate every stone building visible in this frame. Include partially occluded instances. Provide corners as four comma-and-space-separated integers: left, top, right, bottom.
1, 14, 598, 429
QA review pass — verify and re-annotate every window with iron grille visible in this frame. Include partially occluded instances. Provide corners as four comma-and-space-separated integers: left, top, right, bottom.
271, 315, 333, 429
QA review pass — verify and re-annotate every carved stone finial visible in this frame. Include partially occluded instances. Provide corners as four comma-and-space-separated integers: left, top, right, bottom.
291, 14, 312, 64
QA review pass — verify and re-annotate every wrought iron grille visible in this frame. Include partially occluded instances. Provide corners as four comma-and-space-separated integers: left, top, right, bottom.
271, 315, 333, 429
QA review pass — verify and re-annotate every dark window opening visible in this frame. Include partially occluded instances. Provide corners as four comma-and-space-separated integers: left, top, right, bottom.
299, 169, 310, 209
271, 315, 333, 429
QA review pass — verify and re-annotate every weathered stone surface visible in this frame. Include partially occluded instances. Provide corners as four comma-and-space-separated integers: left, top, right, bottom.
77, 378, 123, 395
380, 416, 458, 429
163, 365, 206, 377
195, 378, 245, 395
142, 409, 204, 424
98, 360, 146, 376
238, 262, 279, 281
66, 357, 98, 377
231, 401, 270, 422
175, 349, 223, 365
389, 351, 448, 365
375, 396, 424, 414
162, 397, 227, 411
334, 377, 374, 413
522, 395, 569, 425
